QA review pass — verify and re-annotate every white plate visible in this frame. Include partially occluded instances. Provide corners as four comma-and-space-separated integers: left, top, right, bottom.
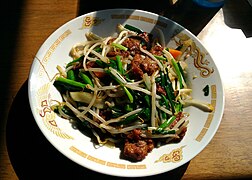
28, 9, 224, 177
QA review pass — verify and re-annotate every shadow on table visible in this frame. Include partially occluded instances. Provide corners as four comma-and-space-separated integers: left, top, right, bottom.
77, 0, 222, 36
6, 80, 189, 179
222, 0, 252, 38
0, 0, 24, 148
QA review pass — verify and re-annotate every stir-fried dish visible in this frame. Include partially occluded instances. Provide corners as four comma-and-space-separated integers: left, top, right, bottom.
51, 24, 213, 161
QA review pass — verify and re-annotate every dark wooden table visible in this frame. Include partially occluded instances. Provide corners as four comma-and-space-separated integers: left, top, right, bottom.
1, 0, 252, 179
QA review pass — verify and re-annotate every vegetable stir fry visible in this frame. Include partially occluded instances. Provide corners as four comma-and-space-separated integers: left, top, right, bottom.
51, 24, 213, 161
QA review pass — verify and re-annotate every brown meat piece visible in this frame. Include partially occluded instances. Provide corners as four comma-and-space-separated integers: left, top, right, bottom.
131, 53, 159, 79
156, 84, 166, 96
121, 38, 141, 55
170, 112, 183, 128
106, 50, 130, 58
123, 129, 154, 161
150, 44, 164, 56
138, 32, 151, 44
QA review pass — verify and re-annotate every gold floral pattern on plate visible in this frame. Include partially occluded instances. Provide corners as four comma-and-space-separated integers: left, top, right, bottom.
173, 32, 214, 78
155, 145, 186, 163
80, 16, 104, 29
37, 83, 73, 139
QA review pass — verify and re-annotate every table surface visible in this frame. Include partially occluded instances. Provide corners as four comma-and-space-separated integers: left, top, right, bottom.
1, 0, 252, 179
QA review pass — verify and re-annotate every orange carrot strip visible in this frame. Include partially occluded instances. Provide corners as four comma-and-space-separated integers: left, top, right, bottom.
168, 48, 182, 59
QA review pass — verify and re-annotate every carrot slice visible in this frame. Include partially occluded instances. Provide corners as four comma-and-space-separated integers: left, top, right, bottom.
169, 48, 182, 59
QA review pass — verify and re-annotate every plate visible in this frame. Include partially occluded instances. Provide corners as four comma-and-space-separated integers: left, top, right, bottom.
28, 9, 224, 177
